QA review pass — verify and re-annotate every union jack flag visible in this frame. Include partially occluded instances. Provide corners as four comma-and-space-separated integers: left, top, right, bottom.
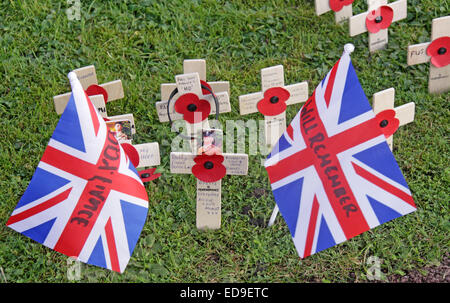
6, 72, 148, 273
265, 50, 416, 258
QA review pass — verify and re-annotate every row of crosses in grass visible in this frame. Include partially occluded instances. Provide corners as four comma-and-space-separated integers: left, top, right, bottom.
315, 0, 449, 93
53, 65, 161, 183
51, 56, 418, 231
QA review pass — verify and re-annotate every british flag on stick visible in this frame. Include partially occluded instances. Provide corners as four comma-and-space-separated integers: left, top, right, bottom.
265, 45, 416, 258
6, 72, 149, 273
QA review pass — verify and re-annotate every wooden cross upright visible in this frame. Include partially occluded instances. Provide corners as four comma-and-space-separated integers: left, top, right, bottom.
170, 148, 248, 230
238, 65, 309, 149
372, 87, 415, 150
53, 65, 124, 115
407, 16, 450, 94
155, 59, 231, 136
315, 0, 354, 24
349, 0, 407, 52
156, 70, 232, 151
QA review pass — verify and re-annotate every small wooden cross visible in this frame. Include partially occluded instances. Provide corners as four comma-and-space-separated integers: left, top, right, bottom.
407, 15, 450, 94
170, 150, 248, 230
372, 87, 415, 150
53, 65, 124, 115
349, 0, 407, 52
238, 65, 308, 149
156, 72, 231, 151
315, 0, 354, 24
155, 59, 231, 127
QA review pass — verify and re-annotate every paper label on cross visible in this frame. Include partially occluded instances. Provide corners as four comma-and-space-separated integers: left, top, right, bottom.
238, 65, 309, 148
315, 0, 353, 23
170, 151, 248, 230
53, 65, 124, 114
372, 87, 415, 150
407, 16, 450, 94
133, 142, 161, 168
349, 0, 407, 52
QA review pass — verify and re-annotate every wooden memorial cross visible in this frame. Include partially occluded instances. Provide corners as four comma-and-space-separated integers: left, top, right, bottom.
315, 0, 354, 24
372, 87, 415, 150
162, 59, 230, 99
53, 65, 124, 115
407, 15, 450, 94
349, 0, 407, 52
157, 71, 232, 151
238, 65, 309, 149
170, 148, 248, 230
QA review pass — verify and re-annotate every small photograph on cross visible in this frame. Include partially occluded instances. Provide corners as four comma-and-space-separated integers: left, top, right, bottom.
197, 129, 223, 156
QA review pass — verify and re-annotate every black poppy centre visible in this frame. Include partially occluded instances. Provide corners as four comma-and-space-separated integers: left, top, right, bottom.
438, 47, 447, 55
375, 16, 383, 23
379, 119, 389, 128
187, 103, 198, 112
270, 96, 279, 104
204, 161, 214, 169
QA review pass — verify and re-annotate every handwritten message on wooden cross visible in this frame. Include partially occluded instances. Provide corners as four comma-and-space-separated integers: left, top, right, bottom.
170, 149, 248, 230
53, 65, 124, 115
407, 15, 450, 94
156, 71, 231, 150
372, 87, 415, 150
315, 0, 354, 24
350, 0, 407, 52
238, 65, 309, 149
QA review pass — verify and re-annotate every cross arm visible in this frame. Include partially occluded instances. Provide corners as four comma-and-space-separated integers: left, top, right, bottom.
170, 152, 248, 175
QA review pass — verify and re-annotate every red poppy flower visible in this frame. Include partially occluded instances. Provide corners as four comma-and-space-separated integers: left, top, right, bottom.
200, 80, 213, 95
365, 5, 394, 34
257, 87, 290, 116
121, 143, 140, 168
139, 168, 161, 182
426, 36, 450, 68
329, 0, 354, 13
375, 110, 399, 138
86, 84, 109, 103
174, 93, 211, 124
191, 154, 226, 183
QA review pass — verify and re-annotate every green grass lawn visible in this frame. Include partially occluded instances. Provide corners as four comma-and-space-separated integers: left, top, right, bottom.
0, 0, 448, 282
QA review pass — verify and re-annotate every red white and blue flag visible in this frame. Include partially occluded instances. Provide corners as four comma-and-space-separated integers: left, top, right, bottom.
265, 50, 416, 258
6, 72, 149, 273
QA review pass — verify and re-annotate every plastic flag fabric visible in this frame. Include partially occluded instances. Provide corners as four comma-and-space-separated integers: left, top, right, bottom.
6, 72, 149, 273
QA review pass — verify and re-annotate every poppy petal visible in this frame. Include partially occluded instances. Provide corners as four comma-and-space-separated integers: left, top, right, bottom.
174, 93, 211, 124
200, 80, 213, 95
192, 154, 226, 183
365, 6, 393, 34
329, 0, 354, 12
86, 84, 109, 103
139, 168, 161, 182
121, 143, 140, 168
257, 87, 290, 116
427, 36, 450, 68
376, 110, 399, 138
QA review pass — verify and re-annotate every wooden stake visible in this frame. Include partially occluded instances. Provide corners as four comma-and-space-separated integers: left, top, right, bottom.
315, 0, 353, 23
407, 16, 450, 94
372, 87, 415, 150
170, 151, 248, 230
238, 65, 308, 149
53, 65, 124, 114
349, 0, 407, 52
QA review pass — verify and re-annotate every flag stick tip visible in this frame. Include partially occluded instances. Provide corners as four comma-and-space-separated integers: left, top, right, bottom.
68, 72, 78, 83
344, 43, 355, 55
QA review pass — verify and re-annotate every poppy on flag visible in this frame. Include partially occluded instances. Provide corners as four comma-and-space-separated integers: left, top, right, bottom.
265, 45, 416, 258
6, 72, 149, 273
